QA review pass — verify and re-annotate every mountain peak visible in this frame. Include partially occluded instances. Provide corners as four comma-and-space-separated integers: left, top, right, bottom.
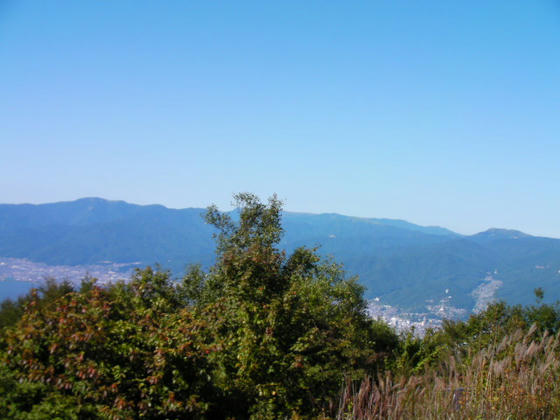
474, 228, 530, 239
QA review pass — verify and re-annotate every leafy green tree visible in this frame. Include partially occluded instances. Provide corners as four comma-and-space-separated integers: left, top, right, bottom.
0, 271, 216, 419
188, 193, 396, 418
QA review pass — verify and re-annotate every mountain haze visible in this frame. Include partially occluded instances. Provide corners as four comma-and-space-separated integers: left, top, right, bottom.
1, 198, 559, 314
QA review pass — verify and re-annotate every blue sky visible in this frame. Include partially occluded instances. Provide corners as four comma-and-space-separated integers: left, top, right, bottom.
1, 1, 559, 237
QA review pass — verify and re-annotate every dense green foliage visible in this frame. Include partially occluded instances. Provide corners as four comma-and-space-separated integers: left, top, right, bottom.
0, 274, 217, 418
187, 194, 397, 417
0, 194, 397, 419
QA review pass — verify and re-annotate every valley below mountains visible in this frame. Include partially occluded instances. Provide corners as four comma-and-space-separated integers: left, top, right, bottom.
1, 198, 560, 327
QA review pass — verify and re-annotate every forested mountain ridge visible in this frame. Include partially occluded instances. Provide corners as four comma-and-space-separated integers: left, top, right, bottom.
1, 198, 559, 313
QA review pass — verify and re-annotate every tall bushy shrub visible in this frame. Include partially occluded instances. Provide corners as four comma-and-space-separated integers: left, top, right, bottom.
187, 193, 395, 418
0, 270, 216, 419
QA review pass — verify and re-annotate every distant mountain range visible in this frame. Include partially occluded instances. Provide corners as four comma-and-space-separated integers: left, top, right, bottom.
1, 197, 560, 314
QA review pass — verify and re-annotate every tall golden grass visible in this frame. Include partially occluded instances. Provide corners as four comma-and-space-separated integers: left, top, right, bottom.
333, 325, 560, 419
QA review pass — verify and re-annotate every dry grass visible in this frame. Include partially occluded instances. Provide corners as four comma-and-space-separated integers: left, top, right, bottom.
334, 326, 560, 419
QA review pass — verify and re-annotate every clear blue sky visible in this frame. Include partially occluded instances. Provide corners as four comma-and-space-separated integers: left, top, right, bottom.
1, 1, 559, 237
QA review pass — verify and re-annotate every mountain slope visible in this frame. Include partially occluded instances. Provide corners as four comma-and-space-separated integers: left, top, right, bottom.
1, 198, 560, 314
